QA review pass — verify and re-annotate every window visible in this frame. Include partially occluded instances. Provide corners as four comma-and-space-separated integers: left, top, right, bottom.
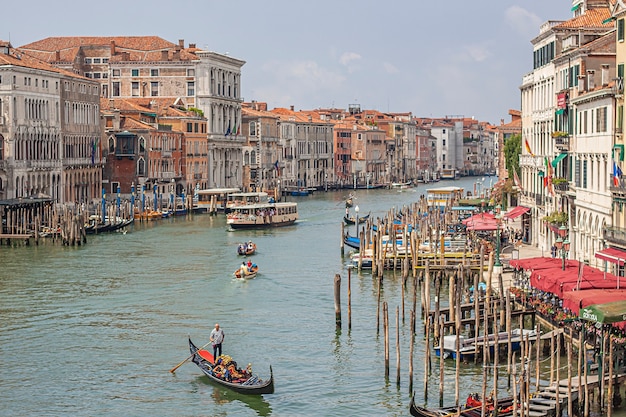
139, 137, 146, 153
112, 82, 120, 97
85, 58, 92, 64
249, 122, 256, 136
85, 73, 93, 78
597, 107, 607, 133
102, 72, 108, 79
150, 69, 159, 77
132, 82, 139, 96
102, 58, 109, 64
187, 81, 195, 96
132, 69, 139, 77
620, 19, 625, 42
150, 82, 158, 96
112, 69, 120, 77
187, 122, 193, 133
93, 58, 101, 64
93, 73, 101, 79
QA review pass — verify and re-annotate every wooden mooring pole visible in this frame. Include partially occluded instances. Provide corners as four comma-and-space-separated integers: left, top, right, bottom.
334, 274, 341, 329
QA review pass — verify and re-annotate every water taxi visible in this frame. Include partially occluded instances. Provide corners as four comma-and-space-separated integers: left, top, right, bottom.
426, 186, 464, 210
227, 192, 298, 229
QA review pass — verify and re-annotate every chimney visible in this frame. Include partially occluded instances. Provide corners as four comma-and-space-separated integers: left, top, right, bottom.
161, 50, 169, 61
601, 64, 610, 87
178, 39, 184, 48
290, 105, 294, 111
587, 70, 595, 90
110, 40, 116, 56
189, 43, 196, 49
578, 75, 586, 93
55, 50, 61, 61
123, 52, 130, 61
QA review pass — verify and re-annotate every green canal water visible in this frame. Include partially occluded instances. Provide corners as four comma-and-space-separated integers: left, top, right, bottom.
0, 177, 621, 416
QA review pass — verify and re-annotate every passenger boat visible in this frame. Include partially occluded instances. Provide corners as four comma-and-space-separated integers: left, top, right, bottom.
227, 193, 298, 230
234, 264, 259, 279
188, 337, 274, 395
391, 181, 412, 189
343, 212, 370, 225
410, 392, 515, 417
434, 328, 538, 361
237, 242, 257, 256
426, 186, 464, 211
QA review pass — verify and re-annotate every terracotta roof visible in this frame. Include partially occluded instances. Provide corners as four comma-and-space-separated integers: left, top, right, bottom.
19, 36, 199, 63
0, 43, 86, 78
555, 8, 613, 29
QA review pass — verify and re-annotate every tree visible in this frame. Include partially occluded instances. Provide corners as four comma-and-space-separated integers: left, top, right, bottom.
503, 133, 521, 177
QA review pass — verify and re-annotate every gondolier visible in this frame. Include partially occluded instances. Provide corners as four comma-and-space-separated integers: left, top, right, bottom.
210, 323, 225, 360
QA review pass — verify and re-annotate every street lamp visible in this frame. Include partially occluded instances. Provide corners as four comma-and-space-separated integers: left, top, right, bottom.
355, 205, 360, 235
554, 225, 570, 270
494, 205, 502, 267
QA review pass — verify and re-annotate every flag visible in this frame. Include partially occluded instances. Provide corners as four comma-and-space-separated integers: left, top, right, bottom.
544, 157, 555, 196
225, 121, 231, 136
524, 139, 534, 156
513, 170, 523, 191
274, 160, 280, 177
232, 122, 237, 136
614, 161, 623, 186
91, 138, 98, 165
236, 123, 241, 135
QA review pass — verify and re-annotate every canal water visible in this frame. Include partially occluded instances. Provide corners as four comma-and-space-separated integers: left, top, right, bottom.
0, 177, 618, 416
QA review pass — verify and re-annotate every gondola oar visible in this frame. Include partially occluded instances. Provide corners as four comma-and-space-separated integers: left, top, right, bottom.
170, 340, 212, 373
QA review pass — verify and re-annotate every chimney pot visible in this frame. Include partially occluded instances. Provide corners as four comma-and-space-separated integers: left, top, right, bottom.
179, 39, 184, 48
110, 40, 116, 55
587, 70, 595, 91
601, 64, 610, 87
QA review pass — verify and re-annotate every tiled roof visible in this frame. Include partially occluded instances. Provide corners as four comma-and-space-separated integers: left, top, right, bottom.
102, 97, 196, 118
19, 36, 199, 63
555, 8, 613, 29
0, 43, 84, 78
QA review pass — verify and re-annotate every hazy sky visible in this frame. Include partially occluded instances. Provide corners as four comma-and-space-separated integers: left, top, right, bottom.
5, 1, 573, 124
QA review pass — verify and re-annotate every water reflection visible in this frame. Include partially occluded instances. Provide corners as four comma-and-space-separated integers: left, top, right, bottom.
209, 384, 273, 416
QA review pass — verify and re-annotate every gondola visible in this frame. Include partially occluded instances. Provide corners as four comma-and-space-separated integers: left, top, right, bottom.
409, 393, 457, 417
188, 337, 274, 395
410, 392, 515, 417
343, 213, 370, 225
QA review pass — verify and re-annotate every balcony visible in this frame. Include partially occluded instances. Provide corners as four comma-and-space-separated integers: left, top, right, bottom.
604, 226, 626, 247
554, 132, 570, 152
553, 179, 569, 193
610, 176, 626, 199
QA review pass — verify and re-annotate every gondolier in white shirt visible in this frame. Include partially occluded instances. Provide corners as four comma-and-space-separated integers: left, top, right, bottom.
210, 323, 225, 361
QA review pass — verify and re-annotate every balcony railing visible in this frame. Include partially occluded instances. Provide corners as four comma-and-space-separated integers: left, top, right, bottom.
553, 180, 569, 193
554, 136, 569, 151
604, 226, 626, 247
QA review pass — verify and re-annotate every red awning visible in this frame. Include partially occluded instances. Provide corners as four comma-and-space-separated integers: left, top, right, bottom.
562, 289, 626, 315
595, 247, 626, 266
504, 206, 530, 220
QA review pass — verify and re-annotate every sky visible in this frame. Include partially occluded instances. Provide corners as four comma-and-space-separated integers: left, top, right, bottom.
5, 1, 573, 125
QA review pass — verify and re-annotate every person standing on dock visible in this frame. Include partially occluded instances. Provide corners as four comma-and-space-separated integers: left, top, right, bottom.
210, 323, 225, 361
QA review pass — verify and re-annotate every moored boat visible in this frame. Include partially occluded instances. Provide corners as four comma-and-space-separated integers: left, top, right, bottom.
343, 212, 370, 225
410, 392, 515, 417
434, 328, 538, 360
188, 337, 274, 395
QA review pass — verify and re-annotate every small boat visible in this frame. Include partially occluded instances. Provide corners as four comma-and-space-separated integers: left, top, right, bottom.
410, 392, 515, 417
237, 242, 257, 256
345, 196, 354, 208
391, 181, 412, 189
290, 188, 310, 196
343, 212, 370, 225
409, 394, 457, 417
435, 328, 538, 361
234, 264, 259, 279
188, 337, 274, 395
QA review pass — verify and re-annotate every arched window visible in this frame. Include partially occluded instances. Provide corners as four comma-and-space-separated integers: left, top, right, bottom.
108, 136, 115, 153
244, 151, 250, 165
137, 157, 146, 176
139, 136, 146, 153
250, 151, 256, 164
